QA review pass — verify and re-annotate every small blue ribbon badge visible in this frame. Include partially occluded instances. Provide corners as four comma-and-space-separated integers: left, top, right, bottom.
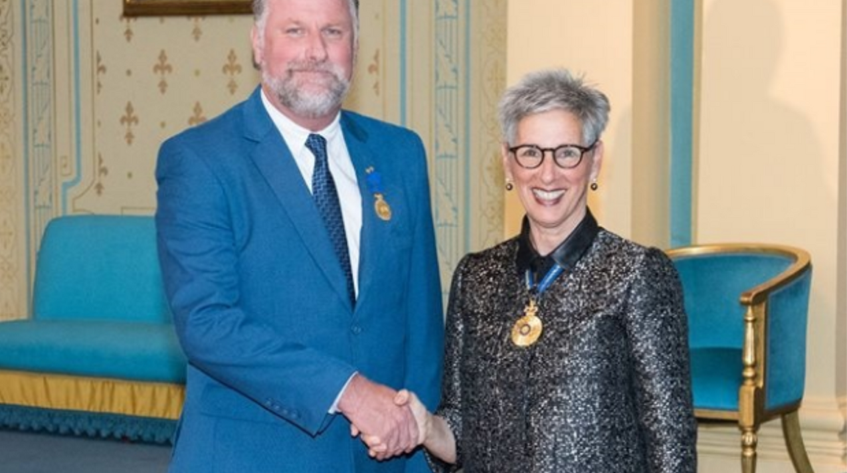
365, 167, 392, 221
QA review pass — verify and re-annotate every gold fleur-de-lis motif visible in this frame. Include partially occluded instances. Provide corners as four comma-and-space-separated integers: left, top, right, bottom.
122, 15, 135, 42
188, 102, 207, 126
0, 108, 11, 130
154, 50, 173, 94
0, 63, 10, 96
120, 102, 139, 145
94, 153, 109, 196
191, 17, 203, 41
367, 49, 380, 96
96, 52, 107, 94
222, 49, 242, 95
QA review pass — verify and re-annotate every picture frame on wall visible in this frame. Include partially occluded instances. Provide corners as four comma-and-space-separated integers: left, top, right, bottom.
123, 0, 252, 16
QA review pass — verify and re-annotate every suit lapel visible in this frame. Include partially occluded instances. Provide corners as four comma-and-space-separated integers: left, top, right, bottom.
341, 114, 384, 312
243, 89, 354, 312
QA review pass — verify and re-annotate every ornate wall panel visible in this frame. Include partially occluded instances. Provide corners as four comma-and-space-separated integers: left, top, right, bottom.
0, 0, 23, 320
467, 0, 505, 251
429, 0, 505, 293
7, 0, 506, 314
24, 0, 53, 259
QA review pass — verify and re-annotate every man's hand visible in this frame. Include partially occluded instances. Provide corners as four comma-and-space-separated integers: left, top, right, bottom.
359, 389, 428, 460
337, 374, 419, 459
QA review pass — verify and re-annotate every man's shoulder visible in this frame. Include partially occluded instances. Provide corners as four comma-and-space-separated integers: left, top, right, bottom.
340, 110, 419, 141
164, 89, 262, 148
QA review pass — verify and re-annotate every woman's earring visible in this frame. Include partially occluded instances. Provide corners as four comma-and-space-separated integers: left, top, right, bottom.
590, 180, 598, 191
505, 180, 514, 191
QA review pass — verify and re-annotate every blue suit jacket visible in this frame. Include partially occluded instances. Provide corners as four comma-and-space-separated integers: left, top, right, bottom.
155, 87, 444, 473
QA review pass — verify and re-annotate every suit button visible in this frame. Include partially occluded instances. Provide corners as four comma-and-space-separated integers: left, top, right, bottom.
351, 326, 362, 335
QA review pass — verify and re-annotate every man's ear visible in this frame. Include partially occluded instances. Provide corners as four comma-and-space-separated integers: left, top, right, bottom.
250, 26, 263, 69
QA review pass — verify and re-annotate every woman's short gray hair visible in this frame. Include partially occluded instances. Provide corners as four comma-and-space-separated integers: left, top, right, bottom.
252, 0, 359, 42
498, 69, 610, 146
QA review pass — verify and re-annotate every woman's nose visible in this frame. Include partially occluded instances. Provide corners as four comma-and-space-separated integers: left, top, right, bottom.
538, 152, 558, 183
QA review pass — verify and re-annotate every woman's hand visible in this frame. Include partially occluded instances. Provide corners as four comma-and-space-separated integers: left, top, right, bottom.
394, 389, 428, 444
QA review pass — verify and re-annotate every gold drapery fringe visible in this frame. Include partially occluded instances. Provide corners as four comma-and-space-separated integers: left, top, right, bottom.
0, 370, 184, 419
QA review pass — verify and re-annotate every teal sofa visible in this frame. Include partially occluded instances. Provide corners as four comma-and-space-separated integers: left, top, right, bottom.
0, 215, 186, 443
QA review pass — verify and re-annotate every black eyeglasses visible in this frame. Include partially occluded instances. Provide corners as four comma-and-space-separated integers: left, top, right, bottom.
508, 141, 597, 169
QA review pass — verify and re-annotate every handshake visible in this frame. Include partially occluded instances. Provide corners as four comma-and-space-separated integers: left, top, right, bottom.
337, 374, 429, 461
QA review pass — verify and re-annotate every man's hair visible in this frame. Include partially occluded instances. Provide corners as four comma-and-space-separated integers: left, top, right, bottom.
252, 0, 359, 43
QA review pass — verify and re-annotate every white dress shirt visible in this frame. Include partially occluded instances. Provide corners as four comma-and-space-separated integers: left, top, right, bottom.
260, 90, 362, 295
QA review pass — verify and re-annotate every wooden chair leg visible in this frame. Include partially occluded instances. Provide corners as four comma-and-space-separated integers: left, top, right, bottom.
741, 428, 758, 473
782, 410, 815, 473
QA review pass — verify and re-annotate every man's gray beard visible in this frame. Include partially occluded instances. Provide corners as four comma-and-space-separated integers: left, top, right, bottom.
265, 66, 350, 119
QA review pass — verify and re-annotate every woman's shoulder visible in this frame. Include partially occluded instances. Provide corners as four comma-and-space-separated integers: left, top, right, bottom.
446, 238, 518, 299
453, 238, 518, 277
593, 229, 676, 272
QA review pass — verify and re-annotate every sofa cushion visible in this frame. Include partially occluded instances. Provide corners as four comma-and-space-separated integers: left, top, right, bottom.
0, 320, 186, 383
33, 215, 172, 324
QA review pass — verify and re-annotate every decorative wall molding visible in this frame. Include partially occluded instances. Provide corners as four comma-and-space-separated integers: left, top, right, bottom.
433, 0, 463, 283
25, 0, 55, 255
469, 0, 505, 251
0, 0, 21, 320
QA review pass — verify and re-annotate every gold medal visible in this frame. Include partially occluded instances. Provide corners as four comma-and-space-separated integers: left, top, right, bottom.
374, 193, 392, 221
511, 298, 543, 347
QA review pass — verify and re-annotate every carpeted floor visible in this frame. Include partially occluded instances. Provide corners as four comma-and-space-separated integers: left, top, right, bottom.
0, 429, 171, 473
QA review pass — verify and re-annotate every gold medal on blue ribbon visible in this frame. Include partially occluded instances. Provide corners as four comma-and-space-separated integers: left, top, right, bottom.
511, 298, 542, 347
511, 265, 565, 347
366, 167, 392, 221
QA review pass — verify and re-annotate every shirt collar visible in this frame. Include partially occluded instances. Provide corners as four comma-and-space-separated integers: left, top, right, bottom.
516, 209, 600, 277
260, 88, 342, 153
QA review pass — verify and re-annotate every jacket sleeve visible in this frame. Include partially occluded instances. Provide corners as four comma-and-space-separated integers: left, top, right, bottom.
624, 248, 698, 472
155, 138, 356, 436
424, 255, 469, 473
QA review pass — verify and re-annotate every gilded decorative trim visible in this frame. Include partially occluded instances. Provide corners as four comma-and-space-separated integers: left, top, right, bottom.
665, 243, 811, 304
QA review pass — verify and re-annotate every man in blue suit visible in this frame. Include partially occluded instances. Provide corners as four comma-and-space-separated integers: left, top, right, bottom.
154, 0, 444, 471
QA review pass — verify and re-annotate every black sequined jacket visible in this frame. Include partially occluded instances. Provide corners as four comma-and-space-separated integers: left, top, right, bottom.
431, 218, 697, 472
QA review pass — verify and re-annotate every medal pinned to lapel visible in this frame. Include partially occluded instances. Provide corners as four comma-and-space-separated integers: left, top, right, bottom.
365, 167, 392, 221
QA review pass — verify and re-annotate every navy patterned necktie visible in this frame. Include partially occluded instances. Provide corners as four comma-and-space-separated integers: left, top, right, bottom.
305, 133, 356, 306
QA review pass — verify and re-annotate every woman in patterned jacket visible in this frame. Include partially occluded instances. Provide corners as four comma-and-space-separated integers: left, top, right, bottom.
367, 68, 697, 473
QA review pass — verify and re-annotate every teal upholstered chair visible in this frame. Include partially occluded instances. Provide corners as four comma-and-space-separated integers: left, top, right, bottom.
666, 244, 814, 473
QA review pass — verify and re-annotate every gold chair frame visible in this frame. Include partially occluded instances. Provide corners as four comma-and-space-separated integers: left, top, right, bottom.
666, 243, 814, 473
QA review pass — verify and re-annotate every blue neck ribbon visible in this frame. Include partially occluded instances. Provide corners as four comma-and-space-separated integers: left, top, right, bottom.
525, 264, 565, 298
